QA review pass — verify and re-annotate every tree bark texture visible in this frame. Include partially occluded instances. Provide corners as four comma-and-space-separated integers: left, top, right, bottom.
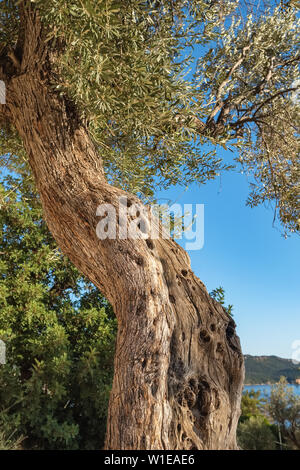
0, 8, 244, 450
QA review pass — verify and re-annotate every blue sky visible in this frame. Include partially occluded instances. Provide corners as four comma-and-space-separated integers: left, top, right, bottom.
155, 152, 300, 359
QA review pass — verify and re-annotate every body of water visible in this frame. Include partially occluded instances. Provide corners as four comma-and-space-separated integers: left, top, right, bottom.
244, 384, 300, 397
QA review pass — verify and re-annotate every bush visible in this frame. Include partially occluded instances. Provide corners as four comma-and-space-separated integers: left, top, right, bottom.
238, 389, 278, 450
268, 377, 300, 450
0, 172, 116, 449
0, 411, 24, 451
237, 415, 277, 450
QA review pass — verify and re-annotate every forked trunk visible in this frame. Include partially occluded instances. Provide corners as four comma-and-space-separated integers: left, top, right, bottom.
1, 10, 244, 450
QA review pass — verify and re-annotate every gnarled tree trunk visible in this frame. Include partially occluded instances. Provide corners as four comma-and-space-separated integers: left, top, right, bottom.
0, 9, 244, 450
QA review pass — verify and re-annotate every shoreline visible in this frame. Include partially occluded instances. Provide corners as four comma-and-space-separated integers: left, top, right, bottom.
244, 383, 300, 386
244, 384, 272, 386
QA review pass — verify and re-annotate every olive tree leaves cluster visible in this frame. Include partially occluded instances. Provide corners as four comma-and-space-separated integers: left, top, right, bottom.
0, 0, 299, 230
197, 4, 300, 233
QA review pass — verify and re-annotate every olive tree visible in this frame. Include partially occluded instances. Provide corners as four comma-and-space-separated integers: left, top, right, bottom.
268, 378, 300, 450
0, 0, 299, 449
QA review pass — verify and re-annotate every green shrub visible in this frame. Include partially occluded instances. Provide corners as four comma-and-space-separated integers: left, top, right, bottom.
268, 377, 300, 450
237, 415, 277, 450
238, 389, 278, 450
0, 172, 116, 449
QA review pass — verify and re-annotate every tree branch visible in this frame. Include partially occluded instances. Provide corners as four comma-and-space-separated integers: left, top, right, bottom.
207, 44, 251, 122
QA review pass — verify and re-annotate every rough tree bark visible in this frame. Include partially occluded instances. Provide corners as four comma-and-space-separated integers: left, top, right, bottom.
0, 8, 244, 450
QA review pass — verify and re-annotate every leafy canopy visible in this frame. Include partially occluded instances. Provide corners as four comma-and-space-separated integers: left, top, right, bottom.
0, 0, 299, 232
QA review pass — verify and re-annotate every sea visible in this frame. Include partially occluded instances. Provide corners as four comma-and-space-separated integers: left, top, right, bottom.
244, 384, 300, 397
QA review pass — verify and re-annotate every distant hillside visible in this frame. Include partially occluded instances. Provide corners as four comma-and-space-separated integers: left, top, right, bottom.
244, 355, 300, 384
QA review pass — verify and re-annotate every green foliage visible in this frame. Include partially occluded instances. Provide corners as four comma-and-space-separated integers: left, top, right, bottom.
0, 1, 19, 53
268, 377, 300, 449
209, 286, 233, 316
0, 414, 25, 450
237, 415, 277, 450
238, 389, 277, 450
244, 355, 300, 384
26, 0, 231, 199
238, 380, 300, 450
239, 390, 265, 423
0, 170, 116, 449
